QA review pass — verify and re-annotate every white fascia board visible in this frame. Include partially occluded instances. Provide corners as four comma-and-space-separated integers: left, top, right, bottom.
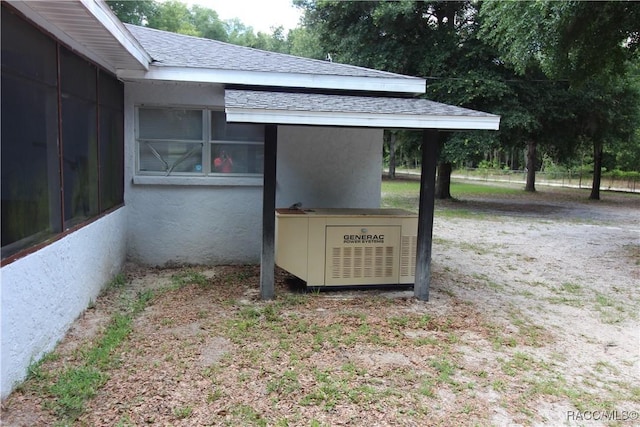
117, 66, 426, 95
225, 108, 501, 130
80, 0, 151, 70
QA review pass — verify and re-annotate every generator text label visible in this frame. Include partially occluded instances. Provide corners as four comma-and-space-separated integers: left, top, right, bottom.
343, 234, 384, 244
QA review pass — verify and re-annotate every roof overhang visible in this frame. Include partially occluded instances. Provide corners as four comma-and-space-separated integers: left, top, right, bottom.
225, 89, 501, 131
117, 67, 426, 95
7, 0, 150, 73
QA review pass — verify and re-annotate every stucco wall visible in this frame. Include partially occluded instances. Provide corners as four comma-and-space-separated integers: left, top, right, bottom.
0, 208, 127, 399
125, 81, 383, 266
276, 126, 382, 209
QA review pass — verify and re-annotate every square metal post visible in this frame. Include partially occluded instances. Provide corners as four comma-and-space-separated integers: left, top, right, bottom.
260, 124, 278, 300
414, 129, 439, 301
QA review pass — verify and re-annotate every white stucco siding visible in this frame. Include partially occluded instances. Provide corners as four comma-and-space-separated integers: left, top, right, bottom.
276, 126, 383, 209
126, 185, 263, 265
124, 82, 383, 266
0, 208, 127, 399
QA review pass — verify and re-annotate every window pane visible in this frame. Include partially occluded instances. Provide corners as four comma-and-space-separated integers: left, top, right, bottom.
98, 70, 123, 109
211, 143, 264, 174
99, 72, 124, 211
100, 107, 124, 210
1, 73, 60, 254
62, 98, 99, 226
61, 46, 96, 100
211, 111, 264, 142
139, 108, 203, 140
1, 6, 57, 85
140, 141, 203, 174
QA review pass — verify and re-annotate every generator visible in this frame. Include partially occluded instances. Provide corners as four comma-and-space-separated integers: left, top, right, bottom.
275, 208, 418, 287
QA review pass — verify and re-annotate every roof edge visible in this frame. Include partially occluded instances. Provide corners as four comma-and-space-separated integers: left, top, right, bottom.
79, 0, 151, 70
226, 107, 501, 130
117, 66, 426, 95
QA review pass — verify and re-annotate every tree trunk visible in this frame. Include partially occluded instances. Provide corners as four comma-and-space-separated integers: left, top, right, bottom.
589, 139, 603, 200
525, 139, 537, 192
435, 162, 452, 199
388, 132, 396, 180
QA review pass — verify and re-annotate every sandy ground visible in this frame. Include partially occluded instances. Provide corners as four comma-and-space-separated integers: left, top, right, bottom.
1, 185, 639, 426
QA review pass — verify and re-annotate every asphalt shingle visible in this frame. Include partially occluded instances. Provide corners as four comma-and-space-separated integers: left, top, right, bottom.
125, 24, 420, 80
225, 89, 498, 118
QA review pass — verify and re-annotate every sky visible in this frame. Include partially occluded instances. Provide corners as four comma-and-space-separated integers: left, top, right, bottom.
185, 0, 304, 33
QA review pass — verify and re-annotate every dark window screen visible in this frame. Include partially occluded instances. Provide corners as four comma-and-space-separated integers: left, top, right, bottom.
60, 46, 99, 226
1, 5, 125, 260
99, 72, 124, 210
1, 8, 61, 255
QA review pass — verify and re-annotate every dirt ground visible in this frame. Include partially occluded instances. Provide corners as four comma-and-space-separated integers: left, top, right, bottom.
2, 184, 639, 426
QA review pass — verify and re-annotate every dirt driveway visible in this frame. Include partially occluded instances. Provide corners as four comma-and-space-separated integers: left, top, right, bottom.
2, 185, 639, 426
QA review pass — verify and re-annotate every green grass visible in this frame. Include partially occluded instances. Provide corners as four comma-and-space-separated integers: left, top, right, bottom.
171, 269, 208, 288
381, 178, 523, 213
172, 405, 193, 419
22, 274, 155, 424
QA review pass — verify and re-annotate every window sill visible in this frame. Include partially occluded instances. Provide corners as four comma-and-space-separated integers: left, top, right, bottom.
132, 175, 263, 187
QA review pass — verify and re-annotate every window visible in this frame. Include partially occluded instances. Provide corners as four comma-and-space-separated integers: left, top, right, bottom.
136, 108, 264, 176
1, 5, 124, 261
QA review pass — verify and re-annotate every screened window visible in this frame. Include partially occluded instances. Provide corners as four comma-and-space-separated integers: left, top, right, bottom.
136, 108, 264, 176
1, 5, 124, 261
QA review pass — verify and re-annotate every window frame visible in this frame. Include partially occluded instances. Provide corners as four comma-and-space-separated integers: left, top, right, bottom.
135, 106, 265, 184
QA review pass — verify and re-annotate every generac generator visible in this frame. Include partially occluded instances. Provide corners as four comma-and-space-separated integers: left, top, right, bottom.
275, 208, 418, 287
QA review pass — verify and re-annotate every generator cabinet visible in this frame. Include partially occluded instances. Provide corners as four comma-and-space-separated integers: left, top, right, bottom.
275, 208, 418, 287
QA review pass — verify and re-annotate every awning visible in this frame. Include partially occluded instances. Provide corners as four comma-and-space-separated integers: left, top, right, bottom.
225, 89, 500, 130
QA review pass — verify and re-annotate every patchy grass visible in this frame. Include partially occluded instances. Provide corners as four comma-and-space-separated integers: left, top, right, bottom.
12, 276, 155, 424
3, 184, 638, 426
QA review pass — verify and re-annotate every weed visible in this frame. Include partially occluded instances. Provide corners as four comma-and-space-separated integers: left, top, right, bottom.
266, 370, 300, 395
492, 379, 507, 392
262, 303, 281, 322
104, 273, 126, 294
429, 357, 457, 385
232, 404, 267, 426
46, 366, 108, 420
419, 378, 435, 397
207, 388, 224, 402
388, 315, 410, 328
173, 405, 193, 419
171, 270, 208, 288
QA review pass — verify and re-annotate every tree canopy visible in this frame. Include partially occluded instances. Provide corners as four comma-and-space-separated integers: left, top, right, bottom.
479, 1, 640, 83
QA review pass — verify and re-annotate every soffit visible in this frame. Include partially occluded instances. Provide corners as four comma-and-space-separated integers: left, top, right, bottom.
7, 0, 149, 73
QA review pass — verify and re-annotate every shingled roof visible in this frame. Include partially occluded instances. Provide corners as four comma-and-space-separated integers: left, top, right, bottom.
125, 24, 417, 81
225, 89, 501, 130
120, 24, 499, 130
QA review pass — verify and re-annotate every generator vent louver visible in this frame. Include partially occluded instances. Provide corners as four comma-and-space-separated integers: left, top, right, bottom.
400, 235, 417, 278
331, 246, 395, 280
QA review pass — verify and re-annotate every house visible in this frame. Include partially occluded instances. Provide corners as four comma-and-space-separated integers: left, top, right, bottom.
0, 0, 499, 399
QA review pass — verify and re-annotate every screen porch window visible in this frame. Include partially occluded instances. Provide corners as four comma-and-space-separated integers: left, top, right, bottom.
1, 5, 124, 261
136, 108, 264, 176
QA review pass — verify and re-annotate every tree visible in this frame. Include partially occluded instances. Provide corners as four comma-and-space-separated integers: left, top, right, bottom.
480, 1, 640, 199
286, 26, 324, 59
107, 0, 157, 25
190, 4, 228, 41
298, 1, 510, 198
146, 0, 198, 35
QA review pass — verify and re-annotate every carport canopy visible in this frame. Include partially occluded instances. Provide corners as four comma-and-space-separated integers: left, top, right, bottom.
225, 89, 500, 130
224, 89, 500, 301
